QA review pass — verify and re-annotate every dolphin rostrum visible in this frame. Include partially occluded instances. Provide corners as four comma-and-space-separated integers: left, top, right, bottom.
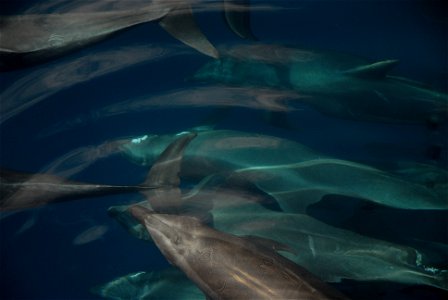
129, 204, 349, 300
0, 132, 197, 211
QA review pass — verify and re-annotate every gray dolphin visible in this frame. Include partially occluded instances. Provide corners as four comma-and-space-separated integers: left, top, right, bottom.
0, 132, 197, 211
193, 44, 448, 125
0, 1, 258, 70
91, 268, 204, 300
0, 1, 215, 70
0, 168, 155, 211
118, 129, 446, 210
129, 204, 349, 300
109, 188, 448, 291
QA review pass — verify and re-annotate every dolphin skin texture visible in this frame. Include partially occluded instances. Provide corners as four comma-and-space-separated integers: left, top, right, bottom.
130, 205, 350, 300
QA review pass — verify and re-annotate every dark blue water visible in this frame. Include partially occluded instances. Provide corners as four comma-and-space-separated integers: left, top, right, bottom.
1, 1, 447, 299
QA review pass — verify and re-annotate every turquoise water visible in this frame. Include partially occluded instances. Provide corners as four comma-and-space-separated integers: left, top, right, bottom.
0, 1, 447, 299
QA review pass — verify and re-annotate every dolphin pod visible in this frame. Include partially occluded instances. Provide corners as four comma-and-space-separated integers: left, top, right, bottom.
108, 128, 350, 299
118, 129, 447, 210
193, 44, 448, 125
0, 0, 255, 71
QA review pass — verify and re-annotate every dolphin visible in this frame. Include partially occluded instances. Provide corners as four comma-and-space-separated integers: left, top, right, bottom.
0, 167, 157, 211
129, 204, 350, 300
117, 129, 446, 210
0, 132, 197, 211
91, 268, 204, 300
192, 44, 448, 125
109, 187, 448, 291
0, 0, 255, 70
0, 44, 187, 125
0, 1, 215, 70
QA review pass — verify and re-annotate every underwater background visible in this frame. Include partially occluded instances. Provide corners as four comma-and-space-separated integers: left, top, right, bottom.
0, 0, 447, 299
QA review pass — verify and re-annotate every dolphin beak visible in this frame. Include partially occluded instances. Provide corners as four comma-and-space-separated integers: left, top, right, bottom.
129, 205, 154, 224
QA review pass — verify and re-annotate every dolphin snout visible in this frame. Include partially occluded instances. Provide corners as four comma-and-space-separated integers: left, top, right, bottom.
129, 205, 154, 223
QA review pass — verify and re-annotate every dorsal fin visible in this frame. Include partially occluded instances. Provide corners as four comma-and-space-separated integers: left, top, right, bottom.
243, 235, 298, 256
142, 132, 196, 213
144, 132, 196, 187
344, 59, 399, 79
223, 0, 257, 40
159, 5, 219, 58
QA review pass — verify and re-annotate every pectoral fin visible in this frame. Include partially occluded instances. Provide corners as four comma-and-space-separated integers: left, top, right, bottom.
344, 59, 399, 79
159, 6, 219, 58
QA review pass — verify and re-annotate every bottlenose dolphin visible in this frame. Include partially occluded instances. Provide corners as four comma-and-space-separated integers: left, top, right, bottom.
91, 268, 204, 300
193, 44, 448, 125
0, 44, 187, 125
109, 188, 448, 291
118, 129, 447, 210
0, 132, 197, 211
129, 205, 350, 300
0, 1, 255, 70
0, 168, 156, 211
0, 1, 213, 70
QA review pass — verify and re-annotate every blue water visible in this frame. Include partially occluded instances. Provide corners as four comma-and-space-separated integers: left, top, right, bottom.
1, 0, 447, 299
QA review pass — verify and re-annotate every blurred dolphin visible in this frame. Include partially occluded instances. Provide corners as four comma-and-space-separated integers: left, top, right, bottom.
0, 132, 197, 211
0, 168, 156, 211
91, 269, 204, 300
0, 0, 255, 70
118, 129, 447, 210
193, 44, 448, 125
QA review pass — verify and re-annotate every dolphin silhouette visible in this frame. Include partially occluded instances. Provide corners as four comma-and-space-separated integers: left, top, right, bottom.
0, 1, 254, 71
193, 44, 448, 125
0, 132, 197, 211
91, 268, 204, 300
109, 184, 448, 291
130, 204, 349, 300
118, 129, 446, 210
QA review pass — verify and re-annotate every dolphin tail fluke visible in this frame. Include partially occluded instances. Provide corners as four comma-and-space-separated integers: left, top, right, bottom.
159, 6, 219, 58
223, 0, 257, 40
141, 132, 197, 213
